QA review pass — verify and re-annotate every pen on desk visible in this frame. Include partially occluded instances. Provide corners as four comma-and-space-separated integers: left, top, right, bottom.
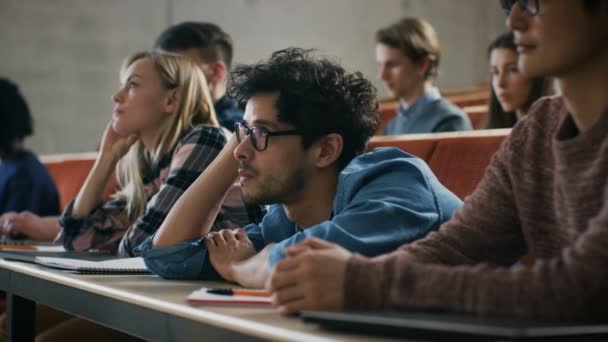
0, 244, 36, 251
206, 288, 272, 297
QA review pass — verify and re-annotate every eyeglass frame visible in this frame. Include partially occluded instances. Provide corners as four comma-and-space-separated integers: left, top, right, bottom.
500, 0, 540, 16
234, 121, 302, 152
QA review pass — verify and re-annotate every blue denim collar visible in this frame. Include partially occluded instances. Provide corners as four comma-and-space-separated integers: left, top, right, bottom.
398, 87, 441, 119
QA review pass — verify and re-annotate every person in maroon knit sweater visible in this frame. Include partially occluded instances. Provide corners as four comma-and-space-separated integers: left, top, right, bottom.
269, 0, 608, 321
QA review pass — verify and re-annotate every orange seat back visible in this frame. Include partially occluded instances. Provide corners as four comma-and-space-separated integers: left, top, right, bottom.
367, 136, 437, 162
376, 102, 398, 135
445, 85, 490, 108
463, 105, 489, 130
448, 95, 488, 108
427, 132, 508, 199
42, 153, 117, 211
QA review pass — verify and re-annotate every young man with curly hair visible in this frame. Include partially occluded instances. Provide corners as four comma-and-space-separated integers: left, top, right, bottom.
140, 48, 463, 288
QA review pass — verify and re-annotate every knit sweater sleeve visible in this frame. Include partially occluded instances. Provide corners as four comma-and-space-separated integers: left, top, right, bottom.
379, 129, 526, 267
344, 123, 608, 321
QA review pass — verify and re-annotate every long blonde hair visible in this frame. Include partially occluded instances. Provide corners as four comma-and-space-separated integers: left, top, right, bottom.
114, 51, 218, 220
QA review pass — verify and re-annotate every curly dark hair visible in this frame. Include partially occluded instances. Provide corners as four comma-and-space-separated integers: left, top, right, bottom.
0, 78, 33, 158
228, 48, 379, 169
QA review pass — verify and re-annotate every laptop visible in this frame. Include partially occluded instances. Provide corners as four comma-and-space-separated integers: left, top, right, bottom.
301, 310, 608, 341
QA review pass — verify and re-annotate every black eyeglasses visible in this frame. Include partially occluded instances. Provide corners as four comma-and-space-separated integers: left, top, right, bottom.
235, 121, 302, 151
500, 0, 540, 16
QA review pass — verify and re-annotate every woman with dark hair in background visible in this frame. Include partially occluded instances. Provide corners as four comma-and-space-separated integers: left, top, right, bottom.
0, 78, 60, 240
485, 32, 550, 129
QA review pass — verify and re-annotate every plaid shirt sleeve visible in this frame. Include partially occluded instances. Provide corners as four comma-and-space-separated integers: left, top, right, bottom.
58, 197, 131, 254
59, 126, 228, 256
119, 126, 228, 256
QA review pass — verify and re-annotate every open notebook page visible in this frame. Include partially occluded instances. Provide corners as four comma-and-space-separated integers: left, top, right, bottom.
33, 257, 149, 273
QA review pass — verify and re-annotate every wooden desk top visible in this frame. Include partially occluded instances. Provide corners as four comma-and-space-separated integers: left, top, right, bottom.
0, 260, 404, 342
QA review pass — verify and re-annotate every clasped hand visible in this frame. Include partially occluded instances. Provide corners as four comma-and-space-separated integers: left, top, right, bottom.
268, 238, 353, 315
0, 211, 49, 240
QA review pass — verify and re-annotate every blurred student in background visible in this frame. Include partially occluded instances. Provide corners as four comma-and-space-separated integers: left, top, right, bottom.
154, 21, 243, 132
485, 31, 551, 128
377, 17, 471, 134
0, 78, 60, 240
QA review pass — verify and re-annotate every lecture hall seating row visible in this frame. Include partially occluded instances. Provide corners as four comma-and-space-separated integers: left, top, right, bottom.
41, 128, 510, 213
14, 129, 509, 317
376, 84, 491, 134
367, 129, 510, 199
40, 84, 493, 209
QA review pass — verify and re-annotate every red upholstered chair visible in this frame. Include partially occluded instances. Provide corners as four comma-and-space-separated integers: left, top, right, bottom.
367, 135, 437, 162
427, 130, 510, 199
42, 153, 118, 211
445, 85, 490, 108
442, 84, 490, 98
463, 105, 489, 130
376, 102, 398, 135
448, 95, 489, 108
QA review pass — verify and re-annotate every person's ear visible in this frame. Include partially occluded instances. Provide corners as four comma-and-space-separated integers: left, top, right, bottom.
417, 58, 431, 79
203, 61, 227, 85
313, 133, 343, 169
163, 88, 178, 115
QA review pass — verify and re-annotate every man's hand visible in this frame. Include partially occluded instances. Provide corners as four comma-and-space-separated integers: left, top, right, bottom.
1, 212, 60, 241
205, 228, 257, 282
269, 238, 353, 315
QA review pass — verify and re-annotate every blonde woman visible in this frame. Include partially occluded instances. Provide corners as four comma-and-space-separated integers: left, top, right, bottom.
0, 51, 263, 342
57, 50, 261, 257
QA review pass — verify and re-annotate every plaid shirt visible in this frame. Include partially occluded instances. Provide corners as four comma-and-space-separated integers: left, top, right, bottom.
58, 126, 264, 256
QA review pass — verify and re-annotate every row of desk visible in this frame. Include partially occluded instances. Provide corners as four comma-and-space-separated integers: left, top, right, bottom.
0, 259, 400, 342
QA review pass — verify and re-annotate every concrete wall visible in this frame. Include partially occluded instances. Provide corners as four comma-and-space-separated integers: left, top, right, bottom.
0, 0, 507, 154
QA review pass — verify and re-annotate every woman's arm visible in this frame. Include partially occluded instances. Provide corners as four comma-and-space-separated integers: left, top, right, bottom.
57, 120, 137, 253
72, 120, 137, 217
118, 128, 235, 256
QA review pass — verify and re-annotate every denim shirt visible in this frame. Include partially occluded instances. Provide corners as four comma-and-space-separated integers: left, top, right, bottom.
384, 87, 472, 134
139, 147, 463, 280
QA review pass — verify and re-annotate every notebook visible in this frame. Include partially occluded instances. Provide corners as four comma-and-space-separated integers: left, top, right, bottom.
0, 249, 149, 274
32, 257, 150, 274
0, 249, 114, 263
301, 310, 608, 341
187, 287, 273, 306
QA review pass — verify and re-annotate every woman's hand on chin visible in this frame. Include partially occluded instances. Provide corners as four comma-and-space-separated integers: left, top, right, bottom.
99, 119, 139, 163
